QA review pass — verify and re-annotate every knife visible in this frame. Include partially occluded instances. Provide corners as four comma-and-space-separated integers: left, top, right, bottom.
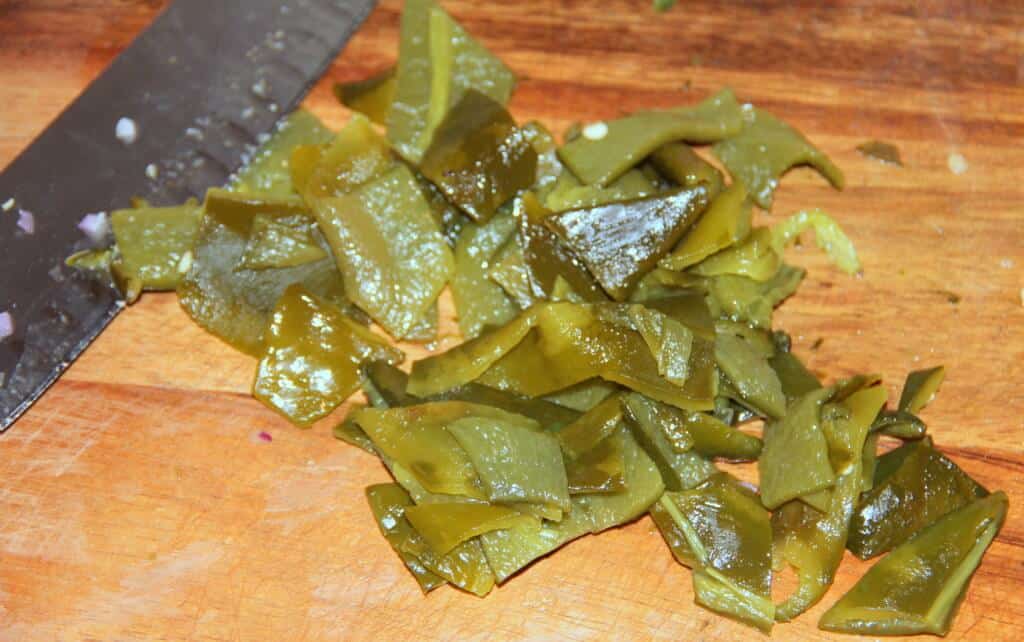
0, 0, 376, 432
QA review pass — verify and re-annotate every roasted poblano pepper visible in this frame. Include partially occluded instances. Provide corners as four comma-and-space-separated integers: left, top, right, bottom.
387, 0, 515, 164
488, 237, 541, 309
691, 227, 781, 282
820, 492, 1008, 636
564, 431, 627, 495
772, 384, 888, 621
109, 201, 202, 291
231, 110, 334, 197
650, 142, 725, 199
365, 483, 448, 593
403, 502, 538, 555
557, 88, 744, 186
650, 473, 775, 631
313, 164, 455, 339
543, 167, 658, 213
544, 186, 710, 300
759, 387, 836, 510
715, 329, 786, 420
420, 90, 537, 222
769, 349, 822, 403
252, 285, 403, 426
451, 209, 519, 338
660, 183, 751, 271
847, 436, 987, 559
621, 392, 718, 491
177, 189, 353, 356
712, 106, 845, 210
899, 365, 946, 414
298, 113, 395, 200
334, 67, 396, 125
236, 214, 327, 269
704, 264, 805, 329
770, 209, 861, 275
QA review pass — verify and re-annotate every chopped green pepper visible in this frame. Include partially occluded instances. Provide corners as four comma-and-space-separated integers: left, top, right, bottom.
556, 394, 623, 459
759, 387, 835, 509
899, 365, 945, 414
820, 492, 1008, 636
770, 209, 860, 275
691, 227, 781, 282
660, 183, 751, 271
564, 432, 626, 495
231, 110, 334, 197
365, 483, 448, 592
543, 167, 658, 213
236, 214, 327, 269
299, 114, 394, 200
109, 201, 202, 290
451, 209, 519, 338
705, 264, 805, 329
715, 330, 786, 419
712, 106, 845, 210
334, 67, 396, 125
404, 502, 538, 556
650, 142, 724, 199
621, 392, 718, 491
769, 349, 822, 403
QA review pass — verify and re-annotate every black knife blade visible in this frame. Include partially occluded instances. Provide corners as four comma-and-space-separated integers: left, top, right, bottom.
0, 0, 376, 431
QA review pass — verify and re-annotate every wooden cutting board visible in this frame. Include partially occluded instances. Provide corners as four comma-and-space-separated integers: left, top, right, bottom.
1, 1, 1022, 639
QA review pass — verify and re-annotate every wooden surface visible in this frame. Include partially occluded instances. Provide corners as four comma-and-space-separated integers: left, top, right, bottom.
2, 1, 1023, 639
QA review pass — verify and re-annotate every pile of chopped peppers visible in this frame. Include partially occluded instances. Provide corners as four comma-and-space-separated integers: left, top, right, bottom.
68, 0, 1006, 634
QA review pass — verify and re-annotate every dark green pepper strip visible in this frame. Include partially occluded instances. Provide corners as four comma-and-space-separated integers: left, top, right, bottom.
557, 394, 623, 459
230, 110, 333, 197
773, 384, 888, 621
650, 473, 775, 631
333, 411, 377, 454
387, 0, 515, 164
557, 88, 744, 186
252, 285, 403, 426
848, 436, 987, 560
544, 186, 710, 301
691, 227, 781, 282
451, 209, 520, 338
715, 330, 786, 420
650, 142, 725, 199
769, 349, 822, 403
365, 484, 448, 593
236, 214, 327, 269
334, 67, 396, 125
110, 200, 202, 290
899, 365, 945, 414
543, 167, 658, 213
871, 409, 927, 440
565, 433, 626, 495
629, 305, 693, 387
177, 189, 354, 356
414, 170, 469, 248
660, 183, 751, 271
577, 425, 666, 532
404, 502, 538, 556
420, 90, 537, 222
621, 392, 717, 491
488, 238, 541, 309
712, 106, 845, 210
769, 210, 861, 275
705, 264, 805, 330
820, 492, 1008, 636
759, 387, 836, 509
521, 121, 563, 189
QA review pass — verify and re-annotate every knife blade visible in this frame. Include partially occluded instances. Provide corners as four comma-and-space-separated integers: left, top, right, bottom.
0, 0, 376, 432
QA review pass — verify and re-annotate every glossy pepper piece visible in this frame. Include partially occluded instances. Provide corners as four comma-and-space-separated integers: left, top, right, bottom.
404, 502, 538, 556
650, 473, 775, 631
420, 90, 537, 223
414, 170, 469, 247
556, 394, 624, 459
650, 142, 725, 199
298, 114, 394, 200
899, 365, 945, 414
691, 227, 781, 282
545, 186, 710, 300
447, 416, 571, 511
769, 349, 822, 403
488, 238, 540, 309
759, 387, 835, 509
387, 0, 515, 164
177, 189, 353, 356
715, 330, 786, 420
230, 110, 334, 197
705, 264, 805, 330
109, 201, 202, 290
365, 483, 447, 593
543, 167, 658, 213
772, 384, 888, 621
557, 88, 744, 186
313, 163, 455, 339
451, 209, 519, 338
660, 184, 751, 271
712, 106, 845, 210
820, 492, 1008, 636
577, 425, 666, 532
365, 483, 495, 596
871, 409, 927, 440
334, 67, 396, 125
564, 432, 626, 495
236, 214, 327, 269
332, 412, 377, 454
847, 437, 987, 560
621, 392, 718, 491
252, 285, 403, 426
770, 209, 861, 275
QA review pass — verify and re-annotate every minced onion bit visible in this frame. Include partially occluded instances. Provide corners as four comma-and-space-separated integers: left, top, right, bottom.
0, 311, 13, 341
77, 212, 109, 243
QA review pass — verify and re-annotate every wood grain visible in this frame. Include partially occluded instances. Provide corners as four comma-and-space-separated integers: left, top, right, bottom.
2, 1, 1023, 639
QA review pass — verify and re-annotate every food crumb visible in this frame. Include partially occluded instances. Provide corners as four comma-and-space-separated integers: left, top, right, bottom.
1, 197, 14, 211
16, 209, 34, 234
856, 140, 903, 166
177, 250, 194, 274
947, 152, 968, 175
582, 121, 608, 141
811, 337, 824, 351
1000, 258, 1014, 269
115, 117, 138, 145
0, 311, 13, 341
145, 163, 159, 179
252, 78, 269, 98
258, 431, 273, 442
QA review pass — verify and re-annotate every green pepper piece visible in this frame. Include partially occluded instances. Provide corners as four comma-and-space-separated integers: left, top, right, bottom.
856, 140, 903, 166
433, 385, 581, 432
556, 394, 623, 459
629, 305, 693, 387
488, 238, 540, 309
177, 189, 354, 356
543, 167, 658, 213
521, 121, 563, 190
650, 142, 724, 199
691, 227, 781, 282
871, 409, 927, 440
660, 184, 751, 271
236, 214, 327, 269
759, 388, 835, 509
451, 209, 519, 338
313, 163, 454, 339
362, 360, 420, 408
820, 492, 1008, 636
231, 110, 334, 197
651, 473, 775, 631
300, 114, 394, 200
848, 437, 987, 560
478, 502, 593, 583
420, 90, 537, 223
334, 67, 396, 125
712, 106, 845, 210
578, 425, 667, 532
545, 187, 710, 301
769, 349, 822, 403
252, 285, 402, 426
332, 411, 377, 454
899, 365, 945, 414
773, 384, 888, 621
705, 264, 805, 329
687, 412, 762, 461
565, 432, 626, 495
366, 483, 495, 596
448, 416, 571, 511
621, 393, 718, 491
414, 170, 469, 247
541, 379, 619, 412
404, 502, 538, 556
517, 193, 608, 302
109, 201, 202, 290
633, 287, 716, 341
558, 89, 744, 186
387, 0, 515, 164
715, 330, 786, 420
365, 484, 448, 593
770, 209, 861, 275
